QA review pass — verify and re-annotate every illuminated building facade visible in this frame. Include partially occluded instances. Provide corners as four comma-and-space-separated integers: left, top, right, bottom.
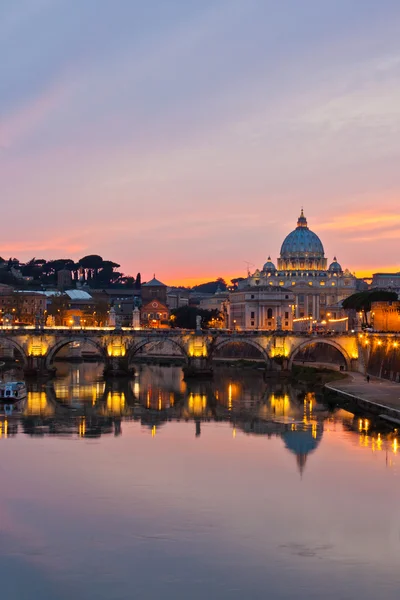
233, 210, 358, 324
371, 301, 400, 331
140, 299, 170, 328
229, 286, 294, 330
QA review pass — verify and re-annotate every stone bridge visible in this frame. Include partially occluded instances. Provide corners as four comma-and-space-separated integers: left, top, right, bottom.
0, 326, 374, 377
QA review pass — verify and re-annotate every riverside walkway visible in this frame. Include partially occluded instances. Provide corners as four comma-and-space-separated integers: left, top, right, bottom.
326, 373, 400, 420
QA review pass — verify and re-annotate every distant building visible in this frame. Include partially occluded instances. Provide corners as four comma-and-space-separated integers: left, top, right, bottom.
229, 286, 294, 330
371, 273, 400, 293
371, 301, 400, 332
142, 276, 167, 305
140, 299, 170, 328
0, 288, 46, 325
167, 287, 190, 309
199, 289, 229, 312
234, 210, 359, 323
57, 269, 73, 290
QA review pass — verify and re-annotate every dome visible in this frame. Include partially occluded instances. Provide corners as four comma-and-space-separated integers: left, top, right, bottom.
262, 256, 276, 273
282, 423, 323, 475
278, 210, 327, 271
280, 210, 324, 258
328, 257, 342, 272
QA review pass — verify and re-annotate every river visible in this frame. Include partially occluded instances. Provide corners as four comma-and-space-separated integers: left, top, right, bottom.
1, 362, 400, 599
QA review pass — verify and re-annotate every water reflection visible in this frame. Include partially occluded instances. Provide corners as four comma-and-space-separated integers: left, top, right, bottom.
0, 362, 399, 472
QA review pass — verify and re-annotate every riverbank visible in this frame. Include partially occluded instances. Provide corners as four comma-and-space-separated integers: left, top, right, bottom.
325, 373, 400, 422
291, 364, 348, 386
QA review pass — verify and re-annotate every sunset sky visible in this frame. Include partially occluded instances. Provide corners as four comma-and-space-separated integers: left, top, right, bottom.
1, 0, 400, 286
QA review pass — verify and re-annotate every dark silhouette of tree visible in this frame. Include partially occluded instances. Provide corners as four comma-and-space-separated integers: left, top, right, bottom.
343, 290, 398, 325
192, 279, 227, 294
135, 273, 141, 289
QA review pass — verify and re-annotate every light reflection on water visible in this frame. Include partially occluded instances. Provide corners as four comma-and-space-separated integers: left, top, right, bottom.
1, 362, 400, 600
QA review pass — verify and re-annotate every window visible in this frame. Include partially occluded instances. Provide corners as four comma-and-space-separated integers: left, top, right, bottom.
251, 311, 255, 319
285, 312, 289, 319
251, 320, 255, 327
251, 295, 254, 299
285, 321, 288, 327
298, 295, 304, 302
267, 308, 273, 319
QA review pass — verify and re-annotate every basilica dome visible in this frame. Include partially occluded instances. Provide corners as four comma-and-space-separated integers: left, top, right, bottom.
278, 210, 327, 271
262, 256, 276, 273
328, 257, 342, 273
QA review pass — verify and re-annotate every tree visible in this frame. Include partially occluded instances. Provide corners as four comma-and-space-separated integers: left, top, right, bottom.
231, 277, 245, 289
47, 294, 70, 325
78, 255, 104, 282
170, 306, 222, 329
192, 279, 227, 294
135, 273, 141, 289
342, 290, 398, 326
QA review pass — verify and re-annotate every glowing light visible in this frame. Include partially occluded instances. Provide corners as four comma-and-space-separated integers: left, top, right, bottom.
107, 342, 126, 357
188, 393, 207, 415
393, 438, 398, 454
78, 418, 86, 437
232, 427, 236, 438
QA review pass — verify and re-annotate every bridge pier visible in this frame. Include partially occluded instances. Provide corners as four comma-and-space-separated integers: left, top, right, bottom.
103, 356, 134, 379
24, 356, 55, 378
183, 356, 213, 379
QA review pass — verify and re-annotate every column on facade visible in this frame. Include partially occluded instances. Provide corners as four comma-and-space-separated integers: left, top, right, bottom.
312, 295, 316, 320
295, 296, 299, 318
316, 295, 320, 321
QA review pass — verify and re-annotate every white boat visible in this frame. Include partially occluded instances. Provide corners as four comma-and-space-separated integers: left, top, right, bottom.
0, 381, 27, 402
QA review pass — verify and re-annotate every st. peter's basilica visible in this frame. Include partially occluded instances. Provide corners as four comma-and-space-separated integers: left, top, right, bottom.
229, 210, 360, 330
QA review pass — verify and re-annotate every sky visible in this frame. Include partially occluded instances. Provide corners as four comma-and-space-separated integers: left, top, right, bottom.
1, 0, 400, 286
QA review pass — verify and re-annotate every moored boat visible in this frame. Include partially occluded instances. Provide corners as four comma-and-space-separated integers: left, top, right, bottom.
0, 381, 27, 402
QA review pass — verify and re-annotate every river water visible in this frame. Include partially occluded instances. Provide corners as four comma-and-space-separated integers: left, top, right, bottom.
1, 362, 400, 600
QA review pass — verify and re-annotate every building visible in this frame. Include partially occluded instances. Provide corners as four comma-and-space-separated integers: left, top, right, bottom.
57, 269, 73, 290
229, 286, 294, 330
140, 299, 170, 328
0, 286, 47, 325
167, 287, 190, 309
235, 210, 358, 323
371, 273, 400, 294
371, 301, 400, 332
141, 276, 167, 305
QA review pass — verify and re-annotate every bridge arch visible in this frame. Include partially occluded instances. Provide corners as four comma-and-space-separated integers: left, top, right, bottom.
0, 337, 28, 367
288, 339, 351, 371
210, 337, 271, 365
45, 337, 108, 370
127, 336, 189, 363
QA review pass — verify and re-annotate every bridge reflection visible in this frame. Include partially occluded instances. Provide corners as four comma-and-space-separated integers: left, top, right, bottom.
0, 363, 398, 472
